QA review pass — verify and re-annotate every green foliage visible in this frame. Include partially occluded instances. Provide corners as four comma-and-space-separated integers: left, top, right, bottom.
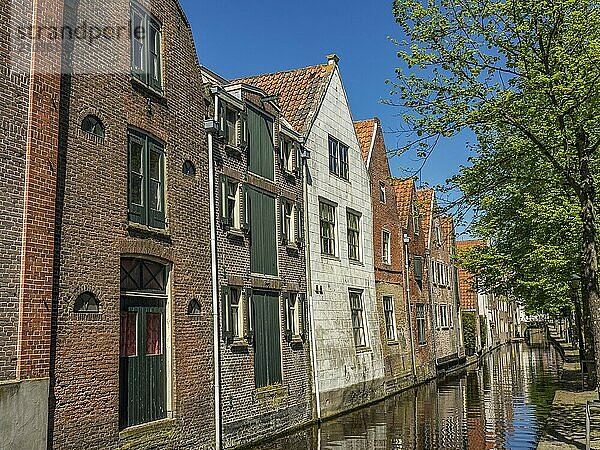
390, 0, 600, 316
462, 311, 477, 355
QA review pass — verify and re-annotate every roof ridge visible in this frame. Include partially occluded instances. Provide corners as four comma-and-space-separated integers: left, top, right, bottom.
232, 62, 331, 83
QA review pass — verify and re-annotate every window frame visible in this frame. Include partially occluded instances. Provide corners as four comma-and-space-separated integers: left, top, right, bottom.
383, 295, 397, 341
130, 2, 162, 92
128, 130, 166, 229
319, 200, 337, 256
382, 229, 391, 264
379, 182, 386, 203
220, 176, 242, 229
412, 202, 420, 235
346, 210, 362, 262
328, 135, 349, 181
281, 199, 296, 245
349, 290, 367, 348
439, 304, 449, 328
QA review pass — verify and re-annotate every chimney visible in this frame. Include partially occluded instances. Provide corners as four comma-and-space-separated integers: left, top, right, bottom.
326, 54, 340, 66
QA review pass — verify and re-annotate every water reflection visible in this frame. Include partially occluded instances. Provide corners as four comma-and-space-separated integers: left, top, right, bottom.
254, 343, 560, 449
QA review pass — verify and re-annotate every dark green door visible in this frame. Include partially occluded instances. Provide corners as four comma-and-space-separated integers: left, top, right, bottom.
249, 188, 278, 276
253, 291, 282, 388
120, 297, 167, 429
247, 106, 274, 180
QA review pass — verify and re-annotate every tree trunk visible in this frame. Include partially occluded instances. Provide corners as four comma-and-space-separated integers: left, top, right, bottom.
577, 129, 599, 389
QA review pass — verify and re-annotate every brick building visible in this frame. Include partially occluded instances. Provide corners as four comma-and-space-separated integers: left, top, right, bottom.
47, 0, 215, 448
417, 190, 464, 371
201, 67, 313, 449
355, 118, 414, 393
239, 56, 385, 418
392, 178, 436, 382
1, 0, 64, 447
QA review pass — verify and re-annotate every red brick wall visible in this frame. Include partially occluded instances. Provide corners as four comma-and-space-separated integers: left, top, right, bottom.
50, 1, 214, 448
367, 119, 414, 389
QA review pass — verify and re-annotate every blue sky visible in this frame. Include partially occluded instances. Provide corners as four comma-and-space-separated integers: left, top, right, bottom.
179, 0, 473, 229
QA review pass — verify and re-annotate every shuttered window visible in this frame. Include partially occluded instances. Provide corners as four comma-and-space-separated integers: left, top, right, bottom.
253, 291, 282, 388
128, 130, 165, 229
130, 3, 162, 91
247, 106, 274, 180
219, 176, 242, 229
414, 255, 423, 281
249, 189, 278, 276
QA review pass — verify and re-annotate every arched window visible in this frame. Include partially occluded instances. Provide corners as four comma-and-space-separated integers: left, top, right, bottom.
74, 292, 100, 313
182, 160, 196, 176
187, 299, 201, 315
81, 115, 105, 138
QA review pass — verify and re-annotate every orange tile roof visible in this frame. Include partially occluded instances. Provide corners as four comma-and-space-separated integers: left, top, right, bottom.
391, 178, 415, 228
354, 119, 377, 162
456, 239, 486, 250
233, 63, 335, 134
416, 189, 434, 245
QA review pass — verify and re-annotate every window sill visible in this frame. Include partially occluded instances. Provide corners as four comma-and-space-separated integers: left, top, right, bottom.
227, 228, 245, 240
225, 144, 244, 157
256, 384, 287, 398
286, 242, 299, 252
349, 259, 364, 267
282, 170, 298, 182
328, 171, 351, 184
289, 337, 304, 348
130, 76, 165, 101
119, 417, 175, 439
230, 338, 249, 349
128, 222, 171, 242
355, 346, 372, 354
387, 340, 399, 346
321, 253, 340, 262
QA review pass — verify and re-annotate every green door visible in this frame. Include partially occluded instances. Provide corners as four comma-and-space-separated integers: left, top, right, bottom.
249, 188, 278, 276
253, 291, 282, 388
247, 106, 274, 180
119, 297, 167, 429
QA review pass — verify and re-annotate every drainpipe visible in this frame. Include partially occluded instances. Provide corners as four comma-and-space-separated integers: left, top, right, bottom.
205, 97, 221, 449
403, 233, 417, 380
303, 147, 321, 422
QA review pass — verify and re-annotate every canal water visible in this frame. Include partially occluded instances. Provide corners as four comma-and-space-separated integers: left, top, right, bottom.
254, 343, 561, 449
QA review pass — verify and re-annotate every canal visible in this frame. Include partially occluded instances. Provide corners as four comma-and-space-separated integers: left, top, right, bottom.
253, 343, 561, 449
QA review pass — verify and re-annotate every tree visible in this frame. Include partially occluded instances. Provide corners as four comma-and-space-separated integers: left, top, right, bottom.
389, 0, 600, 381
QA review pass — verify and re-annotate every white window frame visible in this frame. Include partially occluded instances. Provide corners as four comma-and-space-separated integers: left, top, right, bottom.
382, 229, 391, 264
347, 210, 362, 262
379, 182, 386, 203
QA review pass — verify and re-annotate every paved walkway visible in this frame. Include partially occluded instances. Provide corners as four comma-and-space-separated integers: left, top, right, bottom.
537, 334, 599, 449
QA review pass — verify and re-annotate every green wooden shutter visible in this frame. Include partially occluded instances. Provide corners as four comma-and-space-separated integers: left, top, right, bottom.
239, 110, 248, 150
264, 194, 278, 275
414, 256, 423, 281
148, 18, 162, 91
221, 286, 232, 342
147, 140, 165, 229
283, 292, 292, 342
240, 183, 249, 231
219, 175, 229, 226
280, 199, 288, 245
262, 116, 274, 180
128, 132, 146, 225
294, 203, 301, 246
245, 288, 254, 343
268, 293, 282, 384
292, 142, 299, 174
218, 102, 227, 139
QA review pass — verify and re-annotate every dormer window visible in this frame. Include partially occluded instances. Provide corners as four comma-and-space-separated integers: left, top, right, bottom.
281, 137, 298, 174
219, 102, 241, 148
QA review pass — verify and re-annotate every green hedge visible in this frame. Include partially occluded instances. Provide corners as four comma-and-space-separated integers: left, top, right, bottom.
462, 311, 477, 356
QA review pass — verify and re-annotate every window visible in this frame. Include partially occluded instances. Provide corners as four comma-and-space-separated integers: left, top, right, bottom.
412, 203, 419, 234
383, 295, 396, 341
220, 176, 241, 229
431, 260, 436, 284
81, 115, 105, 138
219, 102, 241, 147
413, 255, 423, 281
347, 211, 361, 261
319, 201, 336, 256
328, 136, 349, 180
281, 137, 298, 173
382, 229, 391, 264
221, 286, 243, 342
120, 258, 167, 293
281, 200, 295, 245
74, 292, 100, 313
182, 160, 196, 176
187, 299, 201, 315
350, 291, 367, 347
417, 304, 426, 345
128, 130, 165, 229
379, 182, 386, 203
439, 304, 449, 328
284, 292, 303, 341
435, 224, 442, 246
130, 3, 162, 91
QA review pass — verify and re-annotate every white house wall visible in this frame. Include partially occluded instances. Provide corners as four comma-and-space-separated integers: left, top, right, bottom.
305, 67, 385, 415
